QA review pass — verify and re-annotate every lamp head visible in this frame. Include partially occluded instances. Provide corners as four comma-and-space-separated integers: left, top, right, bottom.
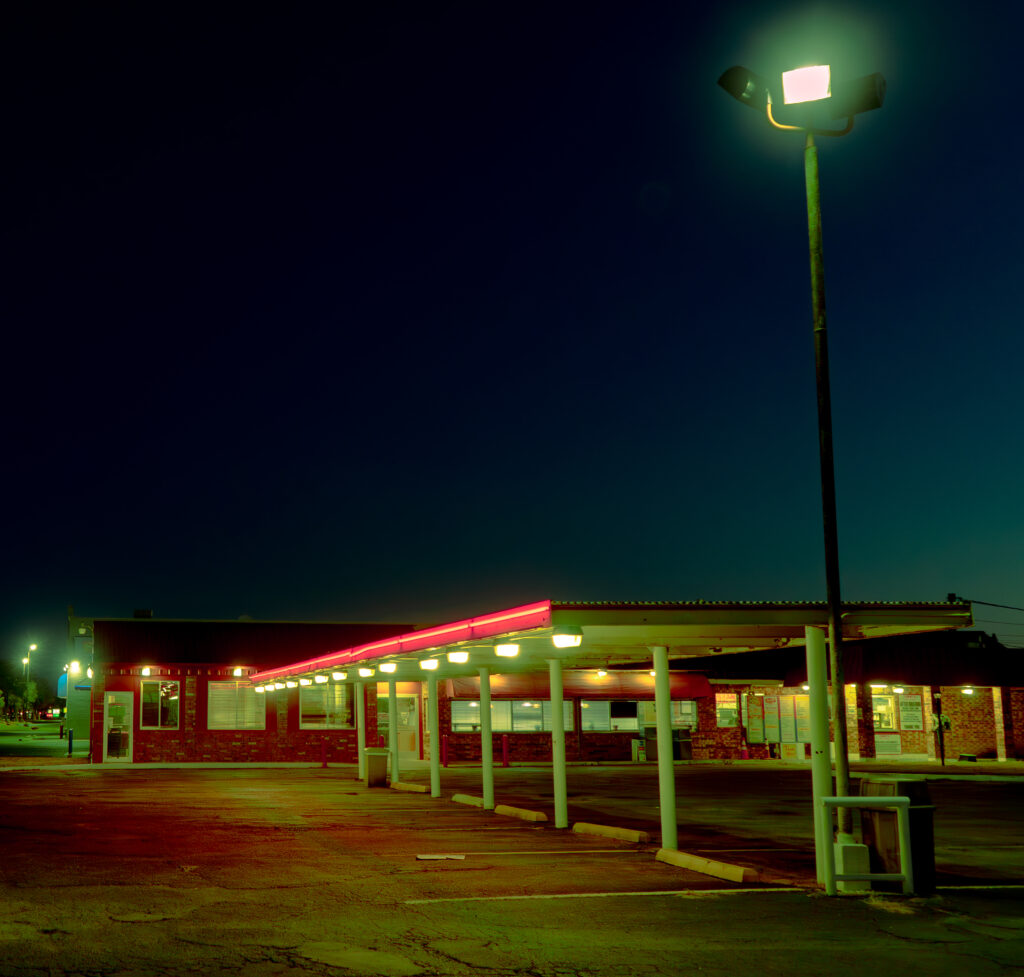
717, 65, 772, 112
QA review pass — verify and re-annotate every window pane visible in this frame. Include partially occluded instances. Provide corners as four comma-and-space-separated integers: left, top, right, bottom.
451, 700, 481, 732
673, 701, 698, 729
512, 701, 544, 732
716, 693, 738, 728
581, 700, 611, 731
141, 681, 179, 729
208, 681, 266, 730
301, 684, 352, 729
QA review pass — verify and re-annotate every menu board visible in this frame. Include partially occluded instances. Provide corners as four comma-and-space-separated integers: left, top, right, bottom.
898, 694, 924, 731
763, 694, 780, 743
874, 732, 902, 755
795, 695, 811, 743
746, 695, 765, 743
779, 695, 796, 743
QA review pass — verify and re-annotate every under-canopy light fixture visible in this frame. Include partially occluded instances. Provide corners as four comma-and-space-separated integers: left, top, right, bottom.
299, 678, 312, 686
314, 674, 328, 684
285, 680, 298, 689
494, 643, 519, 658
419, 659, 439, 671
597, 670, 607, 678
551, 626, 583, 649
274, 682, 285, 690
447, 650, 470, 664
358, 667, 374, 678
380, 662, 397, 674
254, 686, 266, 694
332, 671, 347, 681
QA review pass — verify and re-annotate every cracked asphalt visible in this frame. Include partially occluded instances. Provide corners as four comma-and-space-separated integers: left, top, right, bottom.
1, 764, 1021, 976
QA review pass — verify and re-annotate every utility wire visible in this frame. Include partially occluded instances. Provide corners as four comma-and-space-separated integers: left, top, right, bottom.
952, 595, 1024, 613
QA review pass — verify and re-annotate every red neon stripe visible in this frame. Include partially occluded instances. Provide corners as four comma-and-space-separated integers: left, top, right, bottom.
248, 599, 553, 684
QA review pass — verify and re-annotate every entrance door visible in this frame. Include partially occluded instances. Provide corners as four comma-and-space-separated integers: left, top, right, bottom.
376, 692, 420, 759
103, 692, 133, 762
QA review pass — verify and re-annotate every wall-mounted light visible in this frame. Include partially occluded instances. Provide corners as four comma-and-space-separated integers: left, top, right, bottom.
141, 667, 152, 677
380, 662, 397, 674
358, 667, 374, 678
232, 667, 243, 677
315, 674, 328, 684
962, 687, 975, 695
447, 651, 470, 664
869, 684, 888, 690
86, 667, 93, 679
332, 671, 348, 681
494, 644, 519, 658
597, 670, 607, 678
419, 659, 439, 671
892, 687, 905, 694
69, 661, 82, 675
801, 684, 810, 691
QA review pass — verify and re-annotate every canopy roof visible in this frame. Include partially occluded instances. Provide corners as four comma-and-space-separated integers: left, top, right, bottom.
248, 598, 973, 686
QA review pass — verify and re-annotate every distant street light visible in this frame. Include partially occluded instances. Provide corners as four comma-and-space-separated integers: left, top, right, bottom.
718, 63, 885, 832
23, 643, 37, 681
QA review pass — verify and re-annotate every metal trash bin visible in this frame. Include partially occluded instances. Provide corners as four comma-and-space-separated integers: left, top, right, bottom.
363, 748, 391, 787
859, 776, 936, 894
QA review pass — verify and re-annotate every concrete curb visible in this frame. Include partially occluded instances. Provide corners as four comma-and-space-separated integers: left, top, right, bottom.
494, 803, 548, 822
656, 848, 760, 884
452, 793, 484, 807
572, 822, 650, 844
390, 781, 428, 793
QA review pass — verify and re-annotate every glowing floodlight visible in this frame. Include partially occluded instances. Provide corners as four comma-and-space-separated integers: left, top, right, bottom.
358, 667, 374, 678
274, 682, 285, 690
332, 671, 348, 681
314, 674, 328, 684
379, 662, 397, 674
299, 678, 312, 686
419, 659, 439, 670
141, 666, 152, 677
892, 686, 905, 694
254, 686, 266, 694
597, 670, 607, 678
782, 65, 830, 104
447, 651, 470, 664
285, 680, 298, 689
69, 661, 81, 675
232, 667, 243, 677
962, 687, 975, 695
494, 643, 519, 658
551, 626, 583, 649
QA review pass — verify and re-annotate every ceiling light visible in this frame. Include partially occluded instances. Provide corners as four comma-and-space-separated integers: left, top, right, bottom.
358, 667, 374, 678
649, 671, 656, 677
332, 671, 347, 681
299, 678, 312, 686
552, 627, 583, 649
315, 674, 328, 684
494, 644, 519, 658
380, 662, 397, 674
254, 686, 266, 694
286, 681, 297, 689
419, 659, 439, 670
447, 651, 470, 664
597, 670, 607, 677
801, 684, 810, 691
274, 682, 285, 690
892, 687, 905, 694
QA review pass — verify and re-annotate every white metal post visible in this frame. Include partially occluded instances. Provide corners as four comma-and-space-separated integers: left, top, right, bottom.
805, 625, 833, 882
355, 680, 366, 780
427, 673, 441, 798
548, 658, 568, 828
388, 678, 399, 784
652, 645, 678, 851
478, 667, 494, 809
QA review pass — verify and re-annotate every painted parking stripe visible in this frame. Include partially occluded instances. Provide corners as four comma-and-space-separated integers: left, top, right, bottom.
406, 888, 800, 904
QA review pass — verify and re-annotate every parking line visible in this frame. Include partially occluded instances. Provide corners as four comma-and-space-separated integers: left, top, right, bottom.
405, 888, 800, 904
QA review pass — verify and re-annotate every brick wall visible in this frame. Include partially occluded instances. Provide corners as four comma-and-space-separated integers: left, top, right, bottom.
1007, 688, 1024, 759
940, 685, 999, 759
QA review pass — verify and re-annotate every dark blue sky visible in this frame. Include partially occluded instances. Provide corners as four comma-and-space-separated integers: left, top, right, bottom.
5, 1, 1024, 678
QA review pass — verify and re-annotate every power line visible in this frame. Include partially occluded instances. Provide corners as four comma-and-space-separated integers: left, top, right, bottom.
950, 595, 1024, 614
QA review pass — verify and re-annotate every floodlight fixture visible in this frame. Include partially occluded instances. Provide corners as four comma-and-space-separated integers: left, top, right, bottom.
419, 658, 439, 670
299, 678, 312, 686
357, 667, 374, 678
447, 650, 470, 664
717, 65, 772, 112
314, 674, 328, 683
782, 65, 831, 104
494, 643, 519, 658
285, 680, 298, 689
332, 671, 348, 681
379, 662, 397, 674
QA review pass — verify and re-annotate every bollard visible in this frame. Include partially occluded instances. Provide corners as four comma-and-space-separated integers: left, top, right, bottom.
321, 738, 328, 768
67, 729, 74, 757
501, 734, 510, 768
441, 734, 449, 768
59, 724, 65, 739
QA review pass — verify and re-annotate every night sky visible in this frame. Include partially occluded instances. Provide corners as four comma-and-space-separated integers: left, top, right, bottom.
5, 1, 1024, 681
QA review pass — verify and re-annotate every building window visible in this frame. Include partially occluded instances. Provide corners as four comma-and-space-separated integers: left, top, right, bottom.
208, 681, 266, 730
582, 700, 640, 731
141, 681, 179, 729
715, 692, 739, 728
450, 700, 572, 733
872, 694, 897, 730
301, 684, 354, 728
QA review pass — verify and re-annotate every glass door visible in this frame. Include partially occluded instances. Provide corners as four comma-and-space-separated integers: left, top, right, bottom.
103, 691, 133, 762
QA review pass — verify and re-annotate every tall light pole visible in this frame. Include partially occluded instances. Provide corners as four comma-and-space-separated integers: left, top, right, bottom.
718, 64, 885, 832
23, 643, 36, 682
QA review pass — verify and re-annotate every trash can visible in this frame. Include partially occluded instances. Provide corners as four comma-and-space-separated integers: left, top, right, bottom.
859, 776, 936, 894
363, 748, 390, 787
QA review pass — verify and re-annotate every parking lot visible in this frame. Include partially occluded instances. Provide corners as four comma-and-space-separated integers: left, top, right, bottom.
1, 762, 1023, 976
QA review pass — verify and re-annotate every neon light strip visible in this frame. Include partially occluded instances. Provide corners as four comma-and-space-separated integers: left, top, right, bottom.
248, 600, 552, 683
